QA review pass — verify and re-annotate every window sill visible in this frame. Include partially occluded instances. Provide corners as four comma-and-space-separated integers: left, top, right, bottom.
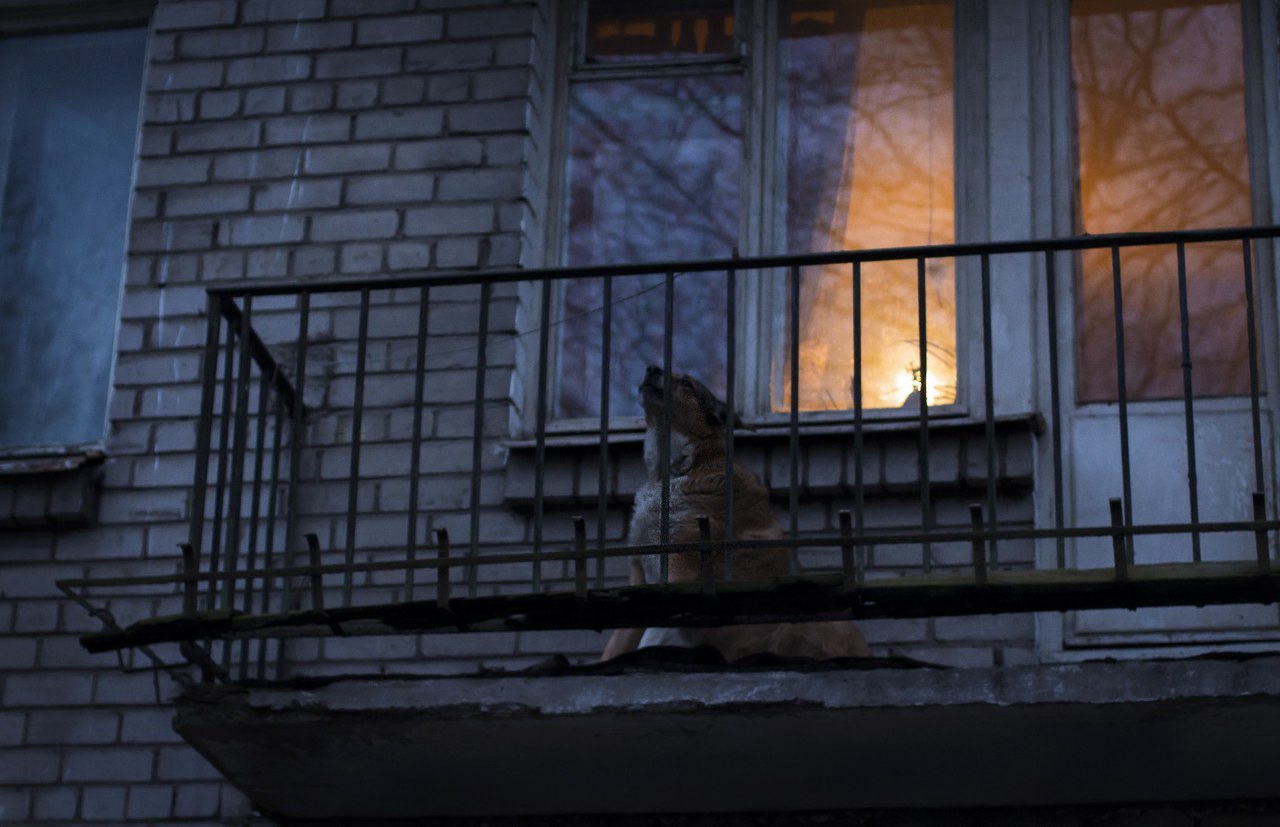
0, 447, 104, 529
503, 413, 1041, 510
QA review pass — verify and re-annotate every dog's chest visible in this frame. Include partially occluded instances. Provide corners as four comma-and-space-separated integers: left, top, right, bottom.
629, 477, 691, 584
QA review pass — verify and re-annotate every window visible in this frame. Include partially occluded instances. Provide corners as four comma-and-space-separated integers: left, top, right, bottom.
552, 0, 957, 423
0, 26, 146, 449
1070, 0, 1254, 402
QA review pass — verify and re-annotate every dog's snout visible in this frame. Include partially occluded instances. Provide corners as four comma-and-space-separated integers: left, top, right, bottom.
645, 365, 663, 381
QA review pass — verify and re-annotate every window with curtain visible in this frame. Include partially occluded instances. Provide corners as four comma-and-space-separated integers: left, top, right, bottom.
1071, 0, 1253, 402
554, 0, 956, 421
0, 26, 147, 448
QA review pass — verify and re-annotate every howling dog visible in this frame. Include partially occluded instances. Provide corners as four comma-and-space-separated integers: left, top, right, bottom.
602, 365, 871, 662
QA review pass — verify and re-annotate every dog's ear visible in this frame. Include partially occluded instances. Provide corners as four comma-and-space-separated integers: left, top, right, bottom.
704, 394, 754, 432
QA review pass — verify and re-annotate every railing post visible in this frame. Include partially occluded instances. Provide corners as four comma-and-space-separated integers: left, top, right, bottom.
1109, 498, 1129, 583
573, 517, 588, 603
698, 515, 715, 598
1253, 492, 1271, 575
435, 528, 451, 612
970, 504, 988, 588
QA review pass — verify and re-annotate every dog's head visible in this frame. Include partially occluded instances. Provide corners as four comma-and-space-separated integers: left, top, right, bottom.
639, 365, 750, 443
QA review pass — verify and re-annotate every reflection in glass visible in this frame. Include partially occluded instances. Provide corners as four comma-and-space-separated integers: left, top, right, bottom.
1072, 0, 1252, 402
584, 0, 736, 64
777, 1, 955, 412
557, 75, 742, 419
0, 28, 147, 447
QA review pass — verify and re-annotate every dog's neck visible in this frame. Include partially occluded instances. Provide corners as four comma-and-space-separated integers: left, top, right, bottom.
642, 425, 697, 479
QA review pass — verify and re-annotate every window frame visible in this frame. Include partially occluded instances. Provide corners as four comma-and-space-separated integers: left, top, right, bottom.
535, 0, 987, 436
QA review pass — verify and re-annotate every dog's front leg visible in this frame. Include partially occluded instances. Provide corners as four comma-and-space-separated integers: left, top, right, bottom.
600, 558, 647, 661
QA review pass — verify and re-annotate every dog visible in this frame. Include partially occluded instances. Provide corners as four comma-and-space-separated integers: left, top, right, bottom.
601, 365, 871, 662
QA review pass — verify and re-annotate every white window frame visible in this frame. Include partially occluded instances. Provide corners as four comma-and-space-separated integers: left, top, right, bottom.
533, 0, 991, 436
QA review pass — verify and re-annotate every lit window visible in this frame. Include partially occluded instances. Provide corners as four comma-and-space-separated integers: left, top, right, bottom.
554, 1, 956, 421
1071, 0, 1252, 402
0, 27, 147, 448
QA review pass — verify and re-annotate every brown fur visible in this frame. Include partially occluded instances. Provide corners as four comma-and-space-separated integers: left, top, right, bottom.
601, 366, 871, 662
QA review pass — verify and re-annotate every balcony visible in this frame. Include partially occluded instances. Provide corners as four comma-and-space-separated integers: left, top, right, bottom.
63, 226, 1280, 819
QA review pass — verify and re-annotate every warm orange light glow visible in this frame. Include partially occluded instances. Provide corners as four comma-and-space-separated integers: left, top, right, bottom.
778, 2, 956, 413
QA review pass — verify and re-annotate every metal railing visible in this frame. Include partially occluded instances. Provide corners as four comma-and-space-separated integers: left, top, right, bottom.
63, 226, 1280, 681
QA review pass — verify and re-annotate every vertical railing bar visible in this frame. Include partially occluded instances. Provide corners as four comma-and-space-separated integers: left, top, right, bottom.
1252, 492, 1271, 573
306, 533, 325, 612
224, 294, 255, 621
573, 516, 588, 602
1044, 251, 1067, 569
343, 287, 371, 608
724, 265, 737, 581
659, 272, 674, 585
970, 504, 988, 588
468, 282, 492, 598
405, 285, 430, 602
697, 515, 715, 597
281, 291, 310, 621
838, 510, 855, 592
1242, 239, 1267, 505
980, 254, 998, 565
239, 368, 271, 679
917, 256, 932, 572
1175, 242, 1201, 563
189, 292, 223, 607
1109, 498, 1129, 583
596, 277, 612, 588
532, 278, 553, 593
435, 527, 451, 611
852, 262, 865, 577
1110, 246, 1135, 562
257, 388, 285, 681
209, 302, 237, 611
789, 265, 801, 575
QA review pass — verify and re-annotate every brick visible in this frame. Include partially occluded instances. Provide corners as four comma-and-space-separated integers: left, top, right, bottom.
436, 168, 523, 201
173, 783, 223, 818
427, 73, 470, 102
253, 177, 342, 210
293, 245, 337, 275
242, 0, 327, 23
404, 204, 491, 235
323, 634, 418, 661
220, 214, 306, 246
0, 711, 23, 746
147, 61, 224, 92
248, 247, 291, 276
150, 32, 176, 60
0, 789, 30, 824
355, 107, 444, 140
199, 88, 242, 119
5, 669, 96, 708
165, 184, 251, 216
180, 27, 265, 58
496, 37, 533, 66
337, 79, 379, 108
97, 488, 188, 522
130, 219, 216, 252
81, 786, 127, 821
347, 173, 435, 205
0, 637, 37, 669
0, 748, 60, 783
267, 20, 353, 52
25, 709, 119, 746
140, 126, 174, 156
288, 82, 335, 112
63, 748, 155, 783
484, 133, 527, 165
127, 785, 175, 820
448, 7, 535, 39
14, 601, 59, 633
37, 635, 99, 668
213, 147, 305, 180
475, 68, 530, 100
311, 210, 399, 242
903, 645, 996, 668
934, 613, 1035, 643
383, 76, 426, 105
357, 15, 444, 45
145, 92, 197, 124
264, 113, 352, 144
340, 243, 383, 273
331, 0, 414, 13
315, 47, 403, 79
152, 0, 237, 31
389, 241, 431, 270
437, 237, 480, 268
93, 671, 184, 705
33, 788, 78, 821
448, 99, 528, 133
136, 156, 211, 187
304, 143, 390, 174
406, 40, 493, 71
227, 55, 312, 85
394, 137, 483, 170
487, 233, 521, 266
245, 85, 288, 115
175, 120, 262, 152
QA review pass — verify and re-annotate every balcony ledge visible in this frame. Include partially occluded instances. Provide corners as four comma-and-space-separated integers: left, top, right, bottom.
174, 653, 1280, 820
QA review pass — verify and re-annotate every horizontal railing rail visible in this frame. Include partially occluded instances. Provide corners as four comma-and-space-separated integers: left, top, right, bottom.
63, 225, 1280, 682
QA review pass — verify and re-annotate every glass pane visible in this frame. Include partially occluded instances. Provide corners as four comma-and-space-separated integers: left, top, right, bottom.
584, 0, 736, 65
1071, 0, 1252, 402
0, 28, 147, 448
557, 75, 742, 420
777, 1, 955, 412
